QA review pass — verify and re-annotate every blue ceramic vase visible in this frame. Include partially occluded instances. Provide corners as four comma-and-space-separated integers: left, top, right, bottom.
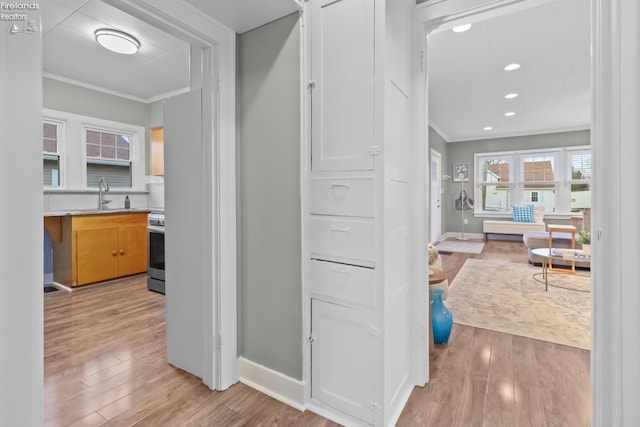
431, 289, 453, 344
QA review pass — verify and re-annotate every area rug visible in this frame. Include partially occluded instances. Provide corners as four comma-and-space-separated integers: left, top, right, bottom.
445, 258, 591, 349
434, 240, 484, 254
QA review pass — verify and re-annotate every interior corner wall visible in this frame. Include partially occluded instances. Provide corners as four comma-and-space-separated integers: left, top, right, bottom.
147, 99, 165, 175
443, 129, 591, 234
236, 12, 302, 380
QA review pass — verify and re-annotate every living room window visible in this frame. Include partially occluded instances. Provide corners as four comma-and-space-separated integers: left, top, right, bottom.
474, 146, 590, 216
478, 155, 512, 211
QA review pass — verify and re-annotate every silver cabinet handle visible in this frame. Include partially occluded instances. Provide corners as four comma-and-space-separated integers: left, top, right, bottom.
331, 226, 350, 233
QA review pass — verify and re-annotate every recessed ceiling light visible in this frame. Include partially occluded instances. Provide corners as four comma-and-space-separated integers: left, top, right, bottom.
504, 63, 520, 71
505, 93, 519, 99
452, 23, 472, 33
484, 126, 493, 131
504, 112, 516, 117
95, 28, 140, 55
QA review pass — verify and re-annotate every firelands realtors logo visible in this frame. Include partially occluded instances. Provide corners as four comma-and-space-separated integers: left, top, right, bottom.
1, 2, 38, 21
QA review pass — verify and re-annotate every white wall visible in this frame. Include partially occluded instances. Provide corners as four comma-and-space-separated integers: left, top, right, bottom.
0, 5, 44, 426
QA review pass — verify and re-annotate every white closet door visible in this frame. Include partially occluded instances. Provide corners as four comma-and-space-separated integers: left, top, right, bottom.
311, 0, 375, 172
311, 299, 376, 424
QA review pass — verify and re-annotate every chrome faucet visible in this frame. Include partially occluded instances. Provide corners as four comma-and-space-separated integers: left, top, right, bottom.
98, 177, 111, 210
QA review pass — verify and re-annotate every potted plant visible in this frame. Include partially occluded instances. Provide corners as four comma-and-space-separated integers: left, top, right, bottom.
578, 230, 591, 255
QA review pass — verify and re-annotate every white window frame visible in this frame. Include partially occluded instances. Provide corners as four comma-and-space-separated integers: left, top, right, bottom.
474, 146, 590, 218
83, 125, 135, 189
42, 118, 67, 189
42, 109, 145, 192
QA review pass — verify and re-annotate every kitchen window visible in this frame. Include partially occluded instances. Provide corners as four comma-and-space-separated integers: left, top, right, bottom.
43, 109, 145, 191
43, 120, 63, 187
85, 128, 132, 188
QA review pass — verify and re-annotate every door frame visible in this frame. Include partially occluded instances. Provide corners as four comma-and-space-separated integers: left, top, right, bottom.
429, 149, 442, 243
100, 0, 237, 390
412, 0, 638, 424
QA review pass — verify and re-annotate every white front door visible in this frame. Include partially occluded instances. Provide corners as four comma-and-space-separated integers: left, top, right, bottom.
430, 149, 442, 242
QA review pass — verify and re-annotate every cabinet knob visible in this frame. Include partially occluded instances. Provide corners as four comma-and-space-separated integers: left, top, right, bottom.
120, 249, 125, 255
112, 250, 117, 256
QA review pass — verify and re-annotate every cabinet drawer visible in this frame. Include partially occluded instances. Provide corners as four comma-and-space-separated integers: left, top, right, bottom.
310, 260, 374, 307
309, 217, 374, 264
310, 178, 374, 217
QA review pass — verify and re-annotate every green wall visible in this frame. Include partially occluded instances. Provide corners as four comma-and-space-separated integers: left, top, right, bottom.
443, 130, 590, 234
237, 13, 302, 379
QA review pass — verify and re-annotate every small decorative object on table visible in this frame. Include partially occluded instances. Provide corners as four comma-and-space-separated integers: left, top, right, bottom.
431, 289, 453, 344
577, 230, 591, 255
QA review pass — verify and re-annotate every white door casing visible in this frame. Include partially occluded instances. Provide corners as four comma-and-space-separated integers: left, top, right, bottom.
430, 149, 442, 242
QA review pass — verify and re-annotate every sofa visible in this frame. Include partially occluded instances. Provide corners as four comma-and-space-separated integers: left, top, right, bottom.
483, 205, 546, 239
428, 244, 448, 300
523, 230, 590, 268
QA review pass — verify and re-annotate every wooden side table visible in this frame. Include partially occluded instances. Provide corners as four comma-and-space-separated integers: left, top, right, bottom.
547, 224, 576, 274
428, 268, 448, 354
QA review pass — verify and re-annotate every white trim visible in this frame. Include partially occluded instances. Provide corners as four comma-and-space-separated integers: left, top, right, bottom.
238, 357, 306, 411
101, 0, 238, 391
306, 401, 369, 427
43, 73, 191, 105
443, 125, 591, 143
386, 383, 414, 427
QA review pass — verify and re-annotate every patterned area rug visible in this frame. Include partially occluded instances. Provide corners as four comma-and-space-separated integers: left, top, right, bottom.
434, 240, 484, 254
445, 259, 591, 349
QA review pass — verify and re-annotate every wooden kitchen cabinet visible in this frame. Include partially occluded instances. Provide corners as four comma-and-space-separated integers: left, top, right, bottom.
50, 212, 148, 287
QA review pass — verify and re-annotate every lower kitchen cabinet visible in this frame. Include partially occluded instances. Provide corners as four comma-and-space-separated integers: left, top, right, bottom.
311, 299, 377, 425
50, 212, 148, 287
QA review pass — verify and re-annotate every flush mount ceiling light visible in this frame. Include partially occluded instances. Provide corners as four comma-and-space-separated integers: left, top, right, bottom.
505, 93, 519, 99
95, 28, 140, 55
504, 63, 521, 71
484, 126, 493, 131
452, 23, 472, 33
504, 112, 516, 117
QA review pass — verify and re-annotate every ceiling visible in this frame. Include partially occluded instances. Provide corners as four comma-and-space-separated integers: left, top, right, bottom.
42, 0, 301, 102
427, 0, 591, 142
42, 0, 590, 139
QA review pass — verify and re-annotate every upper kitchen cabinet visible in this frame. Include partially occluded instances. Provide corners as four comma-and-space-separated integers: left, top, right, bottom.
310, 0, 376, 172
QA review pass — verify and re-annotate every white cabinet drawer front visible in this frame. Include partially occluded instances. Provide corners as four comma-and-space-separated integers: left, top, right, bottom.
310, 260, 374, 307
309, 217, 375, 263
310, 178, 375, 217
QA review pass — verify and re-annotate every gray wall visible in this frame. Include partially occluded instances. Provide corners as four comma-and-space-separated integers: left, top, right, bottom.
443, 130, 590, 234
237, 13, 302, 379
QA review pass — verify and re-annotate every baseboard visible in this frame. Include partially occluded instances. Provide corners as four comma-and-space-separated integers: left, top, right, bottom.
441, 232, 485, 241
238, 357, 306, 411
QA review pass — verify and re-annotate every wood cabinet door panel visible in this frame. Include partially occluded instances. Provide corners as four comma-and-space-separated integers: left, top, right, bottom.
76, 228, 119, 285
117, 225, 148, 277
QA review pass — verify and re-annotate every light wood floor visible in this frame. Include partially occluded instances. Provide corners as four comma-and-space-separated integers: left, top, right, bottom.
44, 240, 590, 426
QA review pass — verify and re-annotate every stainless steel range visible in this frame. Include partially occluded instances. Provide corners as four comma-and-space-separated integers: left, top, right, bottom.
147, 211, 165, 294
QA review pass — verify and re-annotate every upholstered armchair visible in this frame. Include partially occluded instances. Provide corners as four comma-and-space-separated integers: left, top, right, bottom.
428, 243, 449, 300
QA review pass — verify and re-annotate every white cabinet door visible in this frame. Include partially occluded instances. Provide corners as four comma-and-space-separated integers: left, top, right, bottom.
311, 0, 375, 172
311, 299, 376, 424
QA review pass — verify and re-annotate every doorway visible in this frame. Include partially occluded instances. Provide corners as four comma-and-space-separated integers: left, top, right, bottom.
414, 0, 595, 402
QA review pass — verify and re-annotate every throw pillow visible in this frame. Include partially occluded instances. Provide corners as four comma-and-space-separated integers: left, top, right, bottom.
512, 204, 535, 223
